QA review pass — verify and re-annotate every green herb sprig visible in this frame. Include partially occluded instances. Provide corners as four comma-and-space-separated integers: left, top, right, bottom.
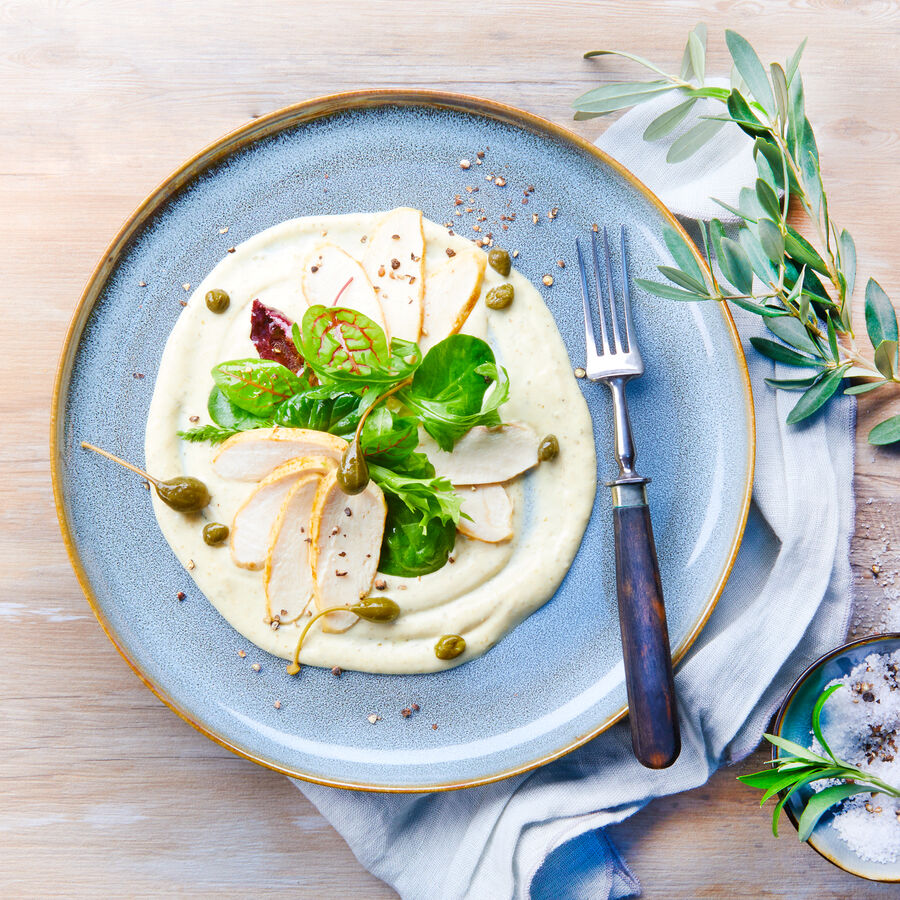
575, 25, 900, 444
739, 684, 900, 840
178, 304, 510, 577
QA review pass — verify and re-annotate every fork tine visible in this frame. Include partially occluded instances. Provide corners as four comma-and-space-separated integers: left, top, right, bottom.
602, 227, 624, 352
619, 226, 635, 353
589, 229, 611, 353
575, 238, 598, 358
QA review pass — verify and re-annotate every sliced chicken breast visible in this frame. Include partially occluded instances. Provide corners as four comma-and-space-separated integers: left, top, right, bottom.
230, 456, 335, 569
213, 428, 347, 481
362, 208, 425, 342
264, 474, 320, 623
456, 484, 514, 542
309, 471, 386, 632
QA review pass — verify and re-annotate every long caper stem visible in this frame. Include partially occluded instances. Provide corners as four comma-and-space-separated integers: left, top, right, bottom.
286, 605, 346, 675
353, 377, 414, 443
81, 442, 159, 486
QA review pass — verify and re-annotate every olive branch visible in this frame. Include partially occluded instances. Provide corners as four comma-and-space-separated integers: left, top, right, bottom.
738, 684, 900, 841
574, 25, 900, 444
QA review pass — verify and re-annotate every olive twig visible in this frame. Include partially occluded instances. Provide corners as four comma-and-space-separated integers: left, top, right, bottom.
287, 597, 401, 675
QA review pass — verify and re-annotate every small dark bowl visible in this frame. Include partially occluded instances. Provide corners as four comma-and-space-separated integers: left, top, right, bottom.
772, 632, 900, 882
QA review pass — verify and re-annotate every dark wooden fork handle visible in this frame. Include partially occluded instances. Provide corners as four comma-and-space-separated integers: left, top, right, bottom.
613, 492, 680, 769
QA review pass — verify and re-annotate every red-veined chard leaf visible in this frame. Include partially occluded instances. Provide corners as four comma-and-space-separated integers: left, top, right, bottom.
297, 306, 421, 386
211, 358, 309, 416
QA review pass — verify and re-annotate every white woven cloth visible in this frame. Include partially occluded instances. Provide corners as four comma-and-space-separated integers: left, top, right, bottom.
291, 96, 856, 899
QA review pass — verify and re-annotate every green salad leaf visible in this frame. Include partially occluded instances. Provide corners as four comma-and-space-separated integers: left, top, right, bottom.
378, 495, 457, 577
211, 358, 309, 416
400, 335, 510, 451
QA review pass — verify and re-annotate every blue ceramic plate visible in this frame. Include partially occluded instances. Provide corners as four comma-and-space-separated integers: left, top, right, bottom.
774, 633, 900, 882
52, 91, 753, 791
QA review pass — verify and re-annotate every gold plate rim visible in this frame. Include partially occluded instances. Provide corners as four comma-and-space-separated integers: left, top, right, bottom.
50, 88, 756, 793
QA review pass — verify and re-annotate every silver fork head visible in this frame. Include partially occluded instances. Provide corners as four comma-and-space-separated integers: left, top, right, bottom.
575, 226, 644, 381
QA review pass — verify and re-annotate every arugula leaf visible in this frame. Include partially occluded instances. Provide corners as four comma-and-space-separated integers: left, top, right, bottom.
274, 388, 362, 434
211, 359, 309, 416
297, 306, 421, 387
378, 495, 457, 577
360, 407, 418, 467
400, 335, 510, 451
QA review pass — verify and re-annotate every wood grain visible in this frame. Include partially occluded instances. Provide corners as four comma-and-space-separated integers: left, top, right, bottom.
2, 0, 900, 896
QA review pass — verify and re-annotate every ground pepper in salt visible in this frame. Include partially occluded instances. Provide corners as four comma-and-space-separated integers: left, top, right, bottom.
810, 649, 900, 864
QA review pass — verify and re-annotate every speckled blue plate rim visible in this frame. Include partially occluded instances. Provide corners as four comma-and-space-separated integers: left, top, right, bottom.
773, 632, 900, 882
51, 89, 755, 792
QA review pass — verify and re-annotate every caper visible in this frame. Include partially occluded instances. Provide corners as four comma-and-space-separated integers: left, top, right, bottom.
485, 284, 514, 310
156, 476, 211, 512
538, 434, 559, 462
351, 597, 400, 622
487, 247, 511, 276
337, 437, 369, 495
205, 288, 230, 314
203, 522, 229, 545
434, 634, 466, 660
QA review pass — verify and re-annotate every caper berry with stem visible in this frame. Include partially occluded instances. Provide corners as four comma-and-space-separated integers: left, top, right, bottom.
203, 522, 229, 545
434, 634, 466, 660
485, 284, 514, 310
487, 248, 511, 276
537, 434, 559, 462
337, 436, 370, 495
80, 442, 210, 513
286, 597, 401, 675
205, 288, 230, 314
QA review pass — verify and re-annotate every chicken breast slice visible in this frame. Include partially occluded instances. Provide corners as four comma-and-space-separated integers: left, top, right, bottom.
309, 471, 386, 632
420, 248, 486, 353
302, 243, 389, 338
213, 428, 347, 481
362, 208, 425, 342
230, 456, 335, 569
426, 423, 540, 484
264, 474, 320, 623
456, 484, 513, 543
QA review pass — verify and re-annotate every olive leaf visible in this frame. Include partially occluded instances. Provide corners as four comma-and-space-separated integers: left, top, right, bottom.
869, 414, 900, 445
666, 117, 726, 164
725, 30, 776, 116
865, 278, 899, 349
643, 98, 697, 141
785, 365, 849, 424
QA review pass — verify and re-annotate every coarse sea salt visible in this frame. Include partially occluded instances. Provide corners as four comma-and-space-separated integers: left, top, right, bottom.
807, 649, 900, 864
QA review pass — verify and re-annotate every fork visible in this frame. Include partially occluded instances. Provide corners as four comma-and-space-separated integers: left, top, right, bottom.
575, 226, 680, 770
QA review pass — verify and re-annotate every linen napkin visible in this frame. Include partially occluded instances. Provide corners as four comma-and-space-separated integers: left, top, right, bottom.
292, 93, 856, 899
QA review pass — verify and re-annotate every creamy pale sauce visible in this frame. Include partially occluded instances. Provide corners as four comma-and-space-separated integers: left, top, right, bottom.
145, 213, 596, 674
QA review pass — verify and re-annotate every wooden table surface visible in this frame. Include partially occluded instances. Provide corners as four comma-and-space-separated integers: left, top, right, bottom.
4, 1, 900, 896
